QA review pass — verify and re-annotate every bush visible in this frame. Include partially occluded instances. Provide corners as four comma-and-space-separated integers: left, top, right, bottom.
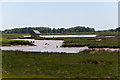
2, 41, 11, 46
62, 43, 88, 47
10, 40, 34, 46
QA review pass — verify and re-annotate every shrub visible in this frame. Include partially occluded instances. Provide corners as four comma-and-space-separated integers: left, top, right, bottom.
62, 43, 87, 47
10, 40, 34, 46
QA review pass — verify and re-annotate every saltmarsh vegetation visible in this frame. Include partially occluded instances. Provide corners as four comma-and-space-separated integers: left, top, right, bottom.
2, 40, 34, 46
2, 50, 118, 78
62, 37, 120, 48
2, 34, 33, 46
10, 40, 34, 46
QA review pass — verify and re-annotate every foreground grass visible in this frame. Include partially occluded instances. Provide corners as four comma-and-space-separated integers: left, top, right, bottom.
2, 51, 118, 78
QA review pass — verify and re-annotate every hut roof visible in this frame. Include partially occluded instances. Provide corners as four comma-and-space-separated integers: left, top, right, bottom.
32, 30, 40, 34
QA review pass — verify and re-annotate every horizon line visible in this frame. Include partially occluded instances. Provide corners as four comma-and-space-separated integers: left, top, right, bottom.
1, 26, 118, 31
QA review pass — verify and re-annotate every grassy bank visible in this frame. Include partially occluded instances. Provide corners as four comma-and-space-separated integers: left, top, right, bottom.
62, 37, 120, 48
2, 40, 34, 46
1, 34, 33, 46
2, 50, 118, 78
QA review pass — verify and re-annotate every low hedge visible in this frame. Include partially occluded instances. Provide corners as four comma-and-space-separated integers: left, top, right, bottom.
62, 43, 89, 47
10, 40, 34, 46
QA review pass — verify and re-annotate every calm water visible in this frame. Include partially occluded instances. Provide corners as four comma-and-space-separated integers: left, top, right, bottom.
1, 39, 89, 53
24, 35, 97, 38
1, 39, 120, 53
40, 35, 97, 38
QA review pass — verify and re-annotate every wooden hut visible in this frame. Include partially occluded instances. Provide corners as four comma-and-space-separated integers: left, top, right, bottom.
31, 30, 40, 37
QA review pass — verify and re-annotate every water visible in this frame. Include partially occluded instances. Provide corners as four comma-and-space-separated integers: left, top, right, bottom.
1, 39, 88, 53
1, 39, 120, 53
23, 35, 97, 38
40, 35, 97, 38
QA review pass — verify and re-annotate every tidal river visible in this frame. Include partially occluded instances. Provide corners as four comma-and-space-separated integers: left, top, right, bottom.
1, 38, 120, 53
40, 35, 97, 38
1, 39, 89, 53
24, 35, 97, 38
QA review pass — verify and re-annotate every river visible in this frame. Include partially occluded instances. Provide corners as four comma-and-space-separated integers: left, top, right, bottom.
1, 38, 119, 53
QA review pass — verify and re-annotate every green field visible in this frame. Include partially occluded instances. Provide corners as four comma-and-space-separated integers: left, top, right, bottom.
2, 51, 118, 78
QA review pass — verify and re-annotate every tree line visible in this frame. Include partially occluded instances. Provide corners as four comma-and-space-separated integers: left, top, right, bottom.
2, 26, 120, 34
108, 27, 120, 32
2, 26, 95, 34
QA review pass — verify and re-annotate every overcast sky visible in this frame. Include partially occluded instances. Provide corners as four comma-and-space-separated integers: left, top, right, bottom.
1, 2, 118, 30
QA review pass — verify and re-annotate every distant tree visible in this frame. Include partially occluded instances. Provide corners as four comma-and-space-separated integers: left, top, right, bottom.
52, 28, 56, 33
108, 29, 115, 32
2, 26, 95, 34
115, 27, 120, 32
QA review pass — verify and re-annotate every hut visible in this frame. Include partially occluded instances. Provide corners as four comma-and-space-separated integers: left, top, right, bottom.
31, 30, 40, 37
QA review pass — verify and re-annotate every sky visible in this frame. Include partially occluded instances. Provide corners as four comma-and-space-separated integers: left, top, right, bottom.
0, 2, 118, 31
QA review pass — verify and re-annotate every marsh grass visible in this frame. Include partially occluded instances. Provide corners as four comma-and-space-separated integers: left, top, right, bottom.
2, 34, 33, 46
10, 40, 34, 46
62, 37, 120, 48
2, 51, 118, 78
